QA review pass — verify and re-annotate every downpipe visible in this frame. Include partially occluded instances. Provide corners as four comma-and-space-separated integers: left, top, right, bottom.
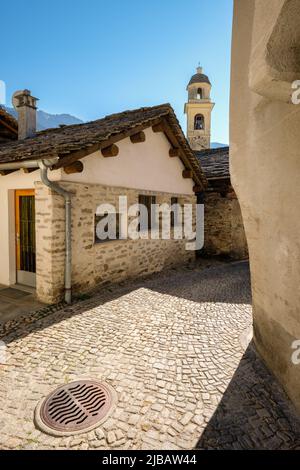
38, 161, 73, 304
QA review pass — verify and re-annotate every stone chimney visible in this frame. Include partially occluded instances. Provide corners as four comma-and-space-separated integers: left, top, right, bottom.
12, 89, 38, 139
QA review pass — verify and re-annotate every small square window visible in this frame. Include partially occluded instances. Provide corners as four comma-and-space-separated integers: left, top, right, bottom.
138, 195, 156, 231
95, 213, 120, 243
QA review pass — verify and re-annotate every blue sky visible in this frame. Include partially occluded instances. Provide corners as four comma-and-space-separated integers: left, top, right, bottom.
2, 0, 233, 144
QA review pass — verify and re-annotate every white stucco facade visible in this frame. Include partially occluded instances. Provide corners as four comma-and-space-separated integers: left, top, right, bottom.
62, 128, 195, 194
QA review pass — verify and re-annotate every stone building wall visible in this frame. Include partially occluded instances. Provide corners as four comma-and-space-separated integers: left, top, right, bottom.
203, 191, 248, 260
35, 181, 196, 304
231, 0, 300, 411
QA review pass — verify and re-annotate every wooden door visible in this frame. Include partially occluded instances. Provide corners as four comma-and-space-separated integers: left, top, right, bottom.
15, 190, 36, 287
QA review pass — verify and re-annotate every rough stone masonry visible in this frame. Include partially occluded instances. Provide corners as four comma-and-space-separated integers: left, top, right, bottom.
35, 180, 196, 304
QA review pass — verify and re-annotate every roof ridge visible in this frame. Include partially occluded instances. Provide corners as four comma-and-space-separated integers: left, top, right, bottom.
37, 103, 173, 135
196, 146, 229, 155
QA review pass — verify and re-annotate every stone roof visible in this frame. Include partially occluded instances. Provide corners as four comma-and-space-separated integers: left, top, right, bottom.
0, 107, 18, 142
0, 103, 207, 188
188, 73, 211, 87
195, 147, 230, 179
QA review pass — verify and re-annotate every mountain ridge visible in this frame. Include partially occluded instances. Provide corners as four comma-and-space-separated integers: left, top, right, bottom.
4, 106, 83, 131
211, 142, 228, 148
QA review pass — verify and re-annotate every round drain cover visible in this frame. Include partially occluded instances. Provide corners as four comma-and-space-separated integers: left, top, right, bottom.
35, 380, 116, 436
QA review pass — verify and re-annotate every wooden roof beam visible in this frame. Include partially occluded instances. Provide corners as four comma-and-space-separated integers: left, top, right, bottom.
130, 131, 146, 143
182, 169, 193, 179
152, 123, 165, 133
169, 148, 180, 157
63, 161, 84, 174
101, 144, 119, 158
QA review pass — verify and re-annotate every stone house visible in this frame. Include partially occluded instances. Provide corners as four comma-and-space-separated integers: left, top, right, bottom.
185, 67, 248, 259
0, 91, 206, 304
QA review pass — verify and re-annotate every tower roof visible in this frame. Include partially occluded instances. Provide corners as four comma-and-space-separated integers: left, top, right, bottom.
187, 67, 211, 87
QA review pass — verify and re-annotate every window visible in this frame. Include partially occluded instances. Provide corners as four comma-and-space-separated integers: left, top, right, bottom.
95, 213, 120, 243
194, 114, 204, 130
197, 88, 203, 99
139, 195, 156, 231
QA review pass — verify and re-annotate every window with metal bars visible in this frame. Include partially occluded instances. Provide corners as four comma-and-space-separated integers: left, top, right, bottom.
138, 195, 156, 231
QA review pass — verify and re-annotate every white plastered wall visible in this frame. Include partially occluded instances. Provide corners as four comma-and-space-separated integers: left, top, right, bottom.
60, 128, 195, 194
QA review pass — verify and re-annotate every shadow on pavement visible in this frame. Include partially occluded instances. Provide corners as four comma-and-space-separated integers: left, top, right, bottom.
146, 260, 251, 305
196, 341, 300, 449
1, 261, 251, 345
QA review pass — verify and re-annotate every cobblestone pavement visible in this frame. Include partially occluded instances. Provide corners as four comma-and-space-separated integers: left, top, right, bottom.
0, 261, 300, 450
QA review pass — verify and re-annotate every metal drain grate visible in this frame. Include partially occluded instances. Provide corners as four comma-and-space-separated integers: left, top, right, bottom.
35, 380, 116, 436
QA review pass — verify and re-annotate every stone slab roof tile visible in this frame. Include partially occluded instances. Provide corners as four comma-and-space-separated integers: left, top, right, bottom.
195, 147, 230, 179
0, 106, 18, 141
0, 103, 207, 188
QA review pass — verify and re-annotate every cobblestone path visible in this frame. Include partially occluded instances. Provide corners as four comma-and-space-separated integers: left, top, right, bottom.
0, 261, 299, 450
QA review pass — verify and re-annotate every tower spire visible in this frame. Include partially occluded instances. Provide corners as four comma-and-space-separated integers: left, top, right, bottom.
184, 66, 215, 150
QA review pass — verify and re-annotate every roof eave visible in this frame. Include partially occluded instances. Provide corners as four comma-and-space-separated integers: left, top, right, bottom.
0, 157, 58, 171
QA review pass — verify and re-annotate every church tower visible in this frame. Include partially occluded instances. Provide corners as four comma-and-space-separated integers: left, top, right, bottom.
184, 66, 215, 150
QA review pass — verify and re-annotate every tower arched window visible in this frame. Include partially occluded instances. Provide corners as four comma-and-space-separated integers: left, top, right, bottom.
194, 114, 204, 130
197, 88, 203, 99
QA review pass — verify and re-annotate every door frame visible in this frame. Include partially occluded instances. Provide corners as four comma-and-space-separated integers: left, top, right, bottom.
15, 189, 36, 287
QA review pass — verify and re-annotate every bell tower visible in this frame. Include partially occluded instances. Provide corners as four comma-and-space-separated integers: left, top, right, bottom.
184, 66, 214, 150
